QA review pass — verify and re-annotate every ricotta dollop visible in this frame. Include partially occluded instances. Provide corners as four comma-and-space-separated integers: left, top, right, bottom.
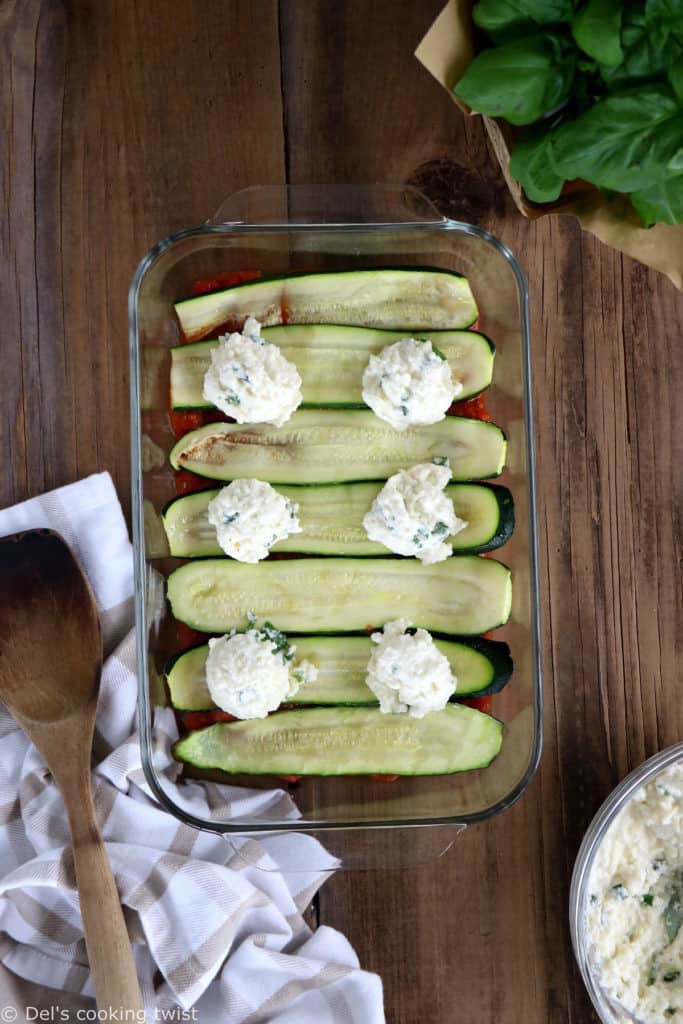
361, 337, 463, 430
202, 316, 302, 426
586, 760, 683, 1023
205, 622, 318, 720
206, 479, 301, 563
362, 461, 466, 564
365, 619, 456, 718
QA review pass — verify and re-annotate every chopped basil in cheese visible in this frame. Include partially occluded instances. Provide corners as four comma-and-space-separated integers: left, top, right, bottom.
361, 337, 463, 431
586, 761, 683, 1023
365, 618, 456, 718
202, 316, 302, 426
206, 479, 301, 563
362, 461, 466, 564
205, 620, 317, 720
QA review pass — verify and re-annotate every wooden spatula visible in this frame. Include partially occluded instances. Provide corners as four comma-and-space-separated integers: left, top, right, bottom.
0, 529, 144, 1020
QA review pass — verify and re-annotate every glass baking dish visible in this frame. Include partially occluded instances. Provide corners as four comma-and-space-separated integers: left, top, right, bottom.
129, 185, 542, 861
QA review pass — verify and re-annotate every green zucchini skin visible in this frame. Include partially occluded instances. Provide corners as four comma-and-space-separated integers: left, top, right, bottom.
173, 704, 503, 776
170, 326, 494, 410
164, 635, 514, 711
161, 482, 514, 558
174, 268, 479, 342
166, 555, 512, 636
169, 411, 507, 485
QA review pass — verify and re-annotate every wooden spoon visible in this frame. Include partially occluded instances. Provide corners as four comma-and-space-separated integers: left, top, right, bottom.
0, 529, 144, 1020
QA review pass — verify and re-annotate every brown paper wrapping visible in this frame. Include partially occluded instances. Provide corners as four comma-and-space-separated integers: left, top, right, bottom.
415, 0, 683, 289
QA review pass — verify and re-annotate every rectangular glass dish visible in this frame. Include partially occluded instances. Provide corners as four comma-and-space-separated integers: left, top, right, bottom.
129, 185, 542, 848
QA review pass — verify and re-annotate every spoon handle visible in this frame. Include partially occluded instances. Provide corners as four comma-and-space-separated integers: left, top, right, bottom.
65, 781, 145, 1019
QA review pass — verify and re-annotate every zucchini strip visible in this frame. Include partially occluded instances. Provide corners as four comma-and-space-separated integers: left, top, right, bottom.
169, 410, 507, 484
170, 326, 494, 409
162, 482, 514, 557
174, 268, 478, 342
174, 704, 503, 776
165, 635, 513, 710
166, 555, 513, 636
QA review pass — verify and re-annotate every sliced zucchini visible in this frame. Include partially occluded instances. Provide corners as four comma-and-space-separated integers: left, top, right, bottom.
169, 411, 507, 484
162, 482, 513, 557
173, 704, 503, 776
174, 268, 478, 342
165, 635, 513, 711
166, 555, 512, 636
170, 326, 494, 409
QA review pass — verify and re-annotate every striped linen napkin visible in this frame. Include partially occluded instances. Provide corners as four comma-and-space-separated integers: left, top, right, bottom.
0, 473, 384, 1023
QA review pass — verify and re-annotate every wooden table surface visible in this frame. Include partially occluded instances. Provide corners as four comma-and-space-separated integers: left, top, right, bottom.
3, 2, 682, 1022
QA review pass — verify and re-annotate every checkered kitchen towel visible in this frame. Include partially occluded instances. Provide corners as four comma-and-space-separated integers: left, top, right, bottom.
0, 473, 384, 1023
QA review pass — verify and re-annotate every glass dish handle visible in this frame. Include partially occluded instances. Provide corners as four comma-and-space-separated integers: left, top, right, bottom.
223, 823, 468, 873
209, 184, 446, 228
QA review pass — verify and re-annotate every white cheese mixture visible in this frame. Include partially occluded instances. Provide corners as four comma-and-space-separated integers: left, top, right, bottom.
205, 622, 318, 720
586, 761, 682, 1023
362, 461, 466, 564
202, 316, 302, 426
361, 337, 463, 431
206, 479, 301, 563
365, 619, 456, 718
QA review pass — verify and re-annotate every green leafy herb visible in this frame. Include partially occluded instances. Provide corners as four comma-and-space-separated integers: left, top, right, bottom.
509, 127, 566, 202
259, 620, 296, 661
664, 971, 681, 983
601, 7, 683, 86
550, 86, 683, 192
572, 0, 623, 66
432, 521, 450, 536
400, 405, 409, 417
432, 455, 448, 466
665, 877, 683, 944
473, 0, 576, 39
642, 892, 655, 906
245, 616, 296, 662
669, 58, 683, 100
633, 173, 683, 226
222, 511, 240, 525
411, 526, 429, 547
224, 393, 241, 406
454, 33, 577, 125
611, 883, 629, 899
664, 1009, 677, 1017
461, 0, 683, 226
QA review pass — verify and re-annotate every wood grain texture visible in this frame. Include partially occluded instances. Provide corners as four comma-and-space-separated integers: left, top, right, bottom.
1, 0, 285, 517
2, 1, 682, 1022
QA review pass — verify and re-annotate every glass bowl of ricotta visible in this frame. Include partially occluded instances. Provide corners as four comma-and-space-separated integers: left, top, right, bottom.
128, 184, 542, 865
570, 743, 683, 1024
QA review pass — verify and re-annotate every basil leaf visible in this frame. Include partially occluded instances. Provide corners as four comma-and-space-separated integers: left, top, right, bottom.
602, 8, 683, 86
572, 0, 623, 66
633, 173, 683, 225
454, 33, 576, 125
664, 877, 683, 945
550, 86, 683, 191
473, 0, 576, 37
669, 58, 683, 101
509, 127, 566, 202
646, 0, 683, 32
